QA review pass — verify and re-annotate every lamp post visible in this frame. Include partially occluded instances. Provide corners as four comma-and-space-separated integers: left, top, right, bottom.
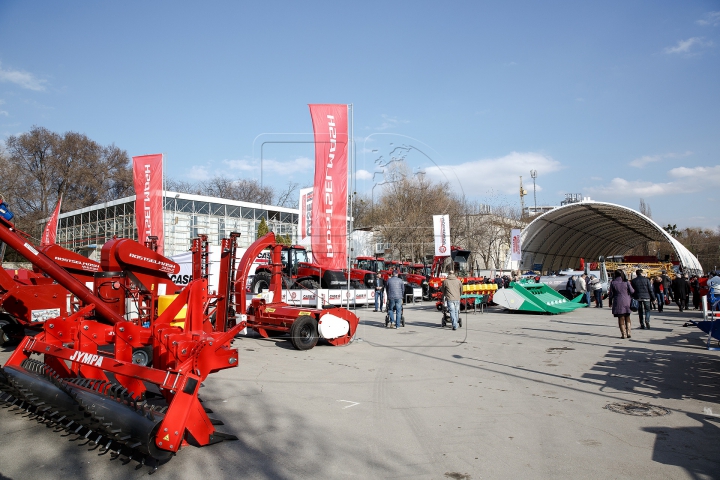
530, 170, 537, 215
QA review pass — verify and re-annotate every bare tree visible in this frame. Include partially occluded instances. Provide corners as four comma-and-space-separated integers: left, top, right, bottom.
0, 126, 132, 236
164, 175, 275, 205
275, 181, 300, 208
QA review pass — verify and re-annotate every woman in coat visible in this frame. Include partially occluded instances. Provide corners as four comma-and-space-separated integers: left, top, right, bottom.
608, 269, 635, 339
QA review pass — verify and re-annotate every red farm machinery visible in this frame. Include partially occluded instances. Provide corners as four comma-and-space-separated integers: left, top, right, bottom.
0, 204, 359, 469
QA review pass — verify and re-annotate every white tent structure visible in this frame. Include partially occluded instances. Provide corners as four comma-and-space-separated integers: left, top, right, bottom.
520, 201, 702, 275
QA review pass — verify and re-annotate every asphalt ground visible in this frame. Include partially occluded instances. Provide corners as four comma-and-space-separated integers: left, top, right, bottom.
1, 300, 719, 480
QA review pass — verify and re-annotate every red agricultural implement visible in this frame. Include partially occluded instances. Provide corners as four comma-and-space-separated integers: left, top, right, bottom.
0, 210, 360, 468
237, 232, 359, 350
0, 215, 243, 470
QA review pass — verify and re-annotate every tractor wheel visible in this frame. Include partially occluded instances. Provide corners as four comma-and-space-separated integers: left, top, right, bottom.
0, 315, 17, 347
298, 279, 320, 290
0, 319, 10, 347
441, 316, 446, 327
459, 318, 462, 328
290, 317, 318, 350
251, 272, 272, 294
401, 315, 405, 327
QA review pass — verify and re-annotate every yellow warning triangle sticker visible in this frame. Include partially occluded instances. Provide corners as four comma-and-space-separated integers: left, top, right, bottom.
163, 434, 170, 441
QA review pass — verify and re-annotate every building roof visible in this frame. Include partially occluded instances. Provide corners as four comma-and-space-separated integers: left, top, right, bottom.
56, 190, 299, 219
520, 200, 702, 274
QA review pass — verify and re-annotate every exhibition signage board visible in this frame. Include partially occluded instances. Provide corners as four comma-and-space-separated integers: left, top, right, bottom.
309, 104, 348, 270
132, 154, 164, 254
433, 214, 451, 256
41, 195, 62, 246
511, 229, 522, 261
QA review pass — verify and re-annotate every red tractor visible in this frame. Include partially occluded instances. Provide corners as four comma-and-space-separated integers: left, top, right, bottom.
250, 244, 347, 293
427, 246, 485, 300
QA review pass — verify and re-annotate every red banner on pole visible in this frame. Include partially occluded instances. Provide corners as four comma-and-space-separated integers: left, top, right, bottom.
41, 195, 62, 246
132, 154, 164, 255
309, 104, 348, 270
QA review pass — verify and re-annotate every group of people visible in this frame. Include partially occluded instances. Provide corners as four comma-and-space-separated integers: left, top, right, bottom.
608, 268, 720, 339
565, 274, 604, 307
372, 271, 405, 328
372, 269, 465, 331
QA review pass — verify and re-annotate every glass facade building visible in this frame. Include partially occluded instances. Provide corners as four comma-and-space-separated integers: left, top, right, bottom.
56, 191, 299, 260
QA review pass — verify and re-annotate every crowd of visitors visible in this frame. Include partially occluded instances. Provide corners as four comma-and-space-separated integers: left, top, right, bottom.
369, 265, 720, 338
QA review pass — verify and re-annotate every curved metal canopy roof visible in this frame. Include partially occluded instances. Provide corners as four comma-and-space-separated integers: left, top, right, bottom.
520, 201, 702, 275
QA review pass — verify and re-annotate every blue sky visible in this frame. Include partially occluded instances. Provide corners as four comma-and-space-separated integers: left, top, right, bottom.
0, 1, 718, 228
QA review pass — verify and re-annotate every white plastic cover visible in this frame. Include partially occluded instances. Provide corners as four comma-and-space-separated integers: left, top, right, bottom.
317, 313, 350, 339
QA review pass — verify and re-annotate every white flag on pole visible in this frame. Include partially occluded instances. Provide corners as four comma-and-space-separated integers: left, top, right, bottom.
433, 215, 451, 256
510, 229, 522, 261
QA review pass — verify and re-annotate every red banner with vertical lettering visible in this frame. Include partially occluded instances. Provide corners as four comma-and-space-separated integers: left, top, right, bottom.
132, 154, 164, 254
41, 195, 62, 246
309, 104, 348, 270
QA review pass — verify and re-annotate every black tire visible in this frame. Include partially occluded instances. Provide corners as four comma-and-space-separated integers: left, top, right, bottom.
0, 318, 10, 347
290, 316, 318, 350
401, 315, 405, 327
441, 316, 446, 327
459, 318, 462, 328
251, 272, 272, 294
298, 279, 320, 290
385, 315, 389, 327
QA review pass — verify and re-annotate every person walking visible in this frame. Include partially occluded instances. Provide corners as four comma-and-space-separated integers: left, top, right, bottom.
690, 275, 701, 310
577, 274, 588, 304
652, 275, 665, 312
630, 269, 653, 329
608, 269, 635, 339
661, 270, 673, 305
373, 275, 385, 312
588, 274, 603, 307
442, 271, 463, 331
672, 273, 690, 312
385, 270, 404, 328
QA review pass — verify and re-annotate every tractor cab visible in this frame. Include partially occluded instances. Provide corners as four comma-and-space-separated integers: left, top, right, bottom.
355, 256, 386, 274
281, 245, 310, 277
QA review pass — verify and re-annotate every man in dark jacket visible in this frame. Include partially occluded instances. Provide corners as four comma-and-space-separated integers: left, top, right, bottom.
565, 276, 576, 300
631, 269, 653, 329
373, 275, 385, 312
671, 273, 690, 312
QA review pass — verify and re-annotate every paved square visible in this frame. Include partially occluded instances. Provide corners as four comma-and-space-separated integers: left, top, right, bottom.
1, 302, 718, 479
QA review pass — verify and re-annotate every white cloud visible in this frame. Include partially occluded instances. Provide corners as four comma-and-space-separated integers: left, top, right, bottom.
629, 151, 692, 168
188, 165, 211, 181
586, 164, 720, 198
223, 158, 256, 172
356, 169, 373, 180
423, 152, 562, 195
663, 37, 712, 54
0, 61, 47, 91
224, 156, 314, 176
697, 11, 720, 26
630, 155, 662, 168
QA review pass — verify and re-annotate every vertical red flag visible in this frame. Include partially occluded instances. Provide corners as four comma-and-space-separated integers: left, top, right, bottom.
132, 154, 164, 254
309, 104, 348, 270
41, 195, 62, 246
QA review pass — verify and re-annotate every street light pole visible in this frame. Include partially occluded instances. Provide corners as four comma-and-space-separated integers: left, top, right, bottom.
530, 170, 537, 215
